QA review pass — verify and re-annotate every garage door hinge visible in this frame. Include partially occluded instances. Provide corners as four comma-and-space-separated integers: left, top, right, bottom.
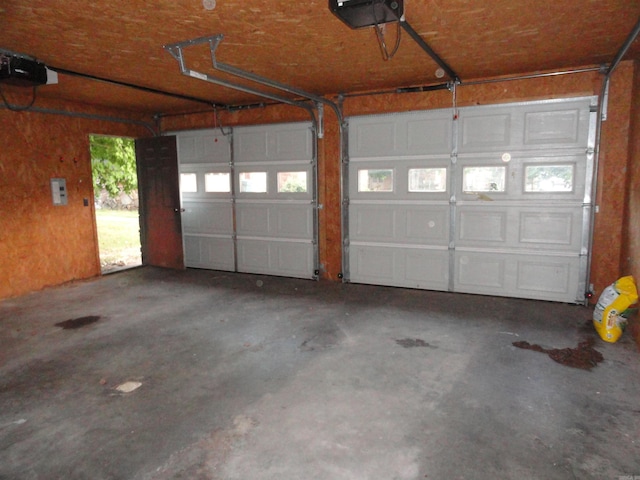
586, 147, 595, 156
450, 153, 458, 164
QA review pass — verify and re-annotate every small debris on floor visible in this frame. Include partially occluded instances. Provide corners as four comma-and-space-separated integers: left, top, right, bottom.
395, 338, 436, 349
0, 419, 27, 429
498, 331, 520, 337
55, 315, 100, 329
115, 381, 142, 393
513, 337, 604, 370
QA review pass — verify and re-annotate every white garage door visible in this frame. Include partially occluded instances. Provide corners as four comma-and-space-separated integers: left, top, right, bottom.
176, 122, 318, 279
177, 129, 235, 271
234, 123, 317, 278
345, 97, 597, 303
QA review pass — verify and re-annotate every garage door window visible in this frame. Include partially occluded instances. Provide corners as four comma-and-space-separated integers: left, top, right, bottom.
277, 171, 307, 193
239, 172, 267, 193
180, 173, 198, 193
205, 172, 231, 193
408, 168, 447, 192
358, 169, 394, 192
524, 164, 574, 192
462, 166, 505, 192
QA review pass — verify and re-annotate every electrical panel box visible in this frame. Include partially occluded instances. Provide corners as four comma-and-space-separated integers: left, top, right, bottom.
50, 178, 68, 206
329, 0, 404, 29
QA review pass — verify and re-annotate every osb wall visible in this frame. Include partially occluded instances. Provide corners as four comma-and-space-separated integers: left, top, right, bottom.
162, 63, 635, 301
2, 64, 634, 303
623, 60, 640, 347
0, 96, 151, 300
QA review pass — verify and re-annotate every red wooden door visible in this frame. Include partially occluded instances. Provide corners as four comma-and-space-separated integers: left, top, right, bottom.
135, 136, 184, 269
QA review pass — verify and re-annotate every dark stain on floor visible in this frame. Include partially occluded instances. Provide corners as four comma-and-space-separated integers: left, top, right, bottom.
55, 316, 101, 330
396, 338, 436, 349
513, 337, 604, 370
300, 325, 344, 351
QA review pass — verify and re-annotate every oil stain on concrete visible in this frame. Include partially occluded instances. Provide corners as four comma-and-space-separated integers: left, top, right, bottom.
55, 315, 101, 329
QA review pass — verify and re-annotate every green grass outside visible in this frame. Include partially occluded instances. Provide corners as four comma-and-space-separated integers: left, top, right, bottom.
95, 209, 142, 269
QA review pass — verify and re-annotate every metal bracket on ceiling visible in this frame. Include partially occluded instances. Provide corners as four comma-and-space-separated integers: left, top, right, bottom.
166, 34, 344, 132
399, 20, 461, 84
164, 36, 318, 128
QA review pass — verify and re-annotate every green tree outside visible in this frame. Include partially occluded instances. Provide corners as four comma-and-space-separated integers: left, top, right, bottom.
90, 135, 137, 200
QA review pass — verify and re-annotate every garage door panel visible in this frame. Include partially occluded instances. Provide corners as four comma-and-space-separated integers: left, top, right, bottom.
455, 251, 580, 302
456, 154, 587, 201
276, 205, 314, 238
404, 250, 449, 289
351, 204, 449, 245
237, 205, 271, 235
517, 260, 573, 294
524, 109, 580, 146
456, 253, 506, 289
274, 128, 314, 160
354, 122, 396, 156
458, 210, 507, 243
182, 201, 233, 235
458, 98, 591, 153
349, 158, 450, 201
238, 240, 270, 270
461, 114, 512, 151
235, 131, 267, 161
349, 111, 452, 157
184, 236, 235, 271
237, 239, 313, 278
352, 205, 397, 240
276, 243, 314, 275
236, 203, 313, 239
177, 130, 230, 164
519, 211, 574, 246
350, 245, 448, 290
352, 246, 395, 280
405, 207, 449, 243
457, 205, 582, 251
407, 118, 451, 153
235, 123, 313, 162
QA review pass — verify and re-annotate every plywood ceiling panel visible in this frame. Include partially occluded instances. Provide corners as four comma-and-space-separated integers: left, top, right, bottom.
1, 0, 639, 114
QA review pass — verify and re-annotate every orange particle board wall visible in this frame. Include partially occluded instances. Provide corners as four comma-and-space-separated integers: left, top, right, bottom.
0, 100, 150, 299
623, 60, 640, 346
623, 60, 640, 283
1, 62, 637, 305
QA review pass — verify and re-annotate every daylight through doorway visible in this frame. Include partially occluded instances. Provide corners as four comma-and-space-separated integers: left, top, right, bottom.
90, 135, 142, 274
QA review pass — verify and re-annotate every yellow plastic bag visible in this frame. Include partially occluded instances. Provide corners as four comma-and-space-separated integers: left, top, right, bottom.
593, 276, 638, 343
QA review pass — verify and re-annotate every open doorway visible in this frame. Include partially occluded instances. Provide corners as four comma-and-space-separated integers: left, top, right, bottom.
90, 135, 142, 274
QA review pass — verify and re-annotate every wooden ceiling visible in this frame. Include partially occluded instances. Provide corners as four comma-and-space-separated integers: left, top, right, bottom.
1, 0, 639, 114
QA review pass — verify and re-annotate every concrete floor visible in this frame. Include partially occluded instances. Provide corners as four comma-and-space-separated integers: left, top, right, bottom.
1, 267, 639, 480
